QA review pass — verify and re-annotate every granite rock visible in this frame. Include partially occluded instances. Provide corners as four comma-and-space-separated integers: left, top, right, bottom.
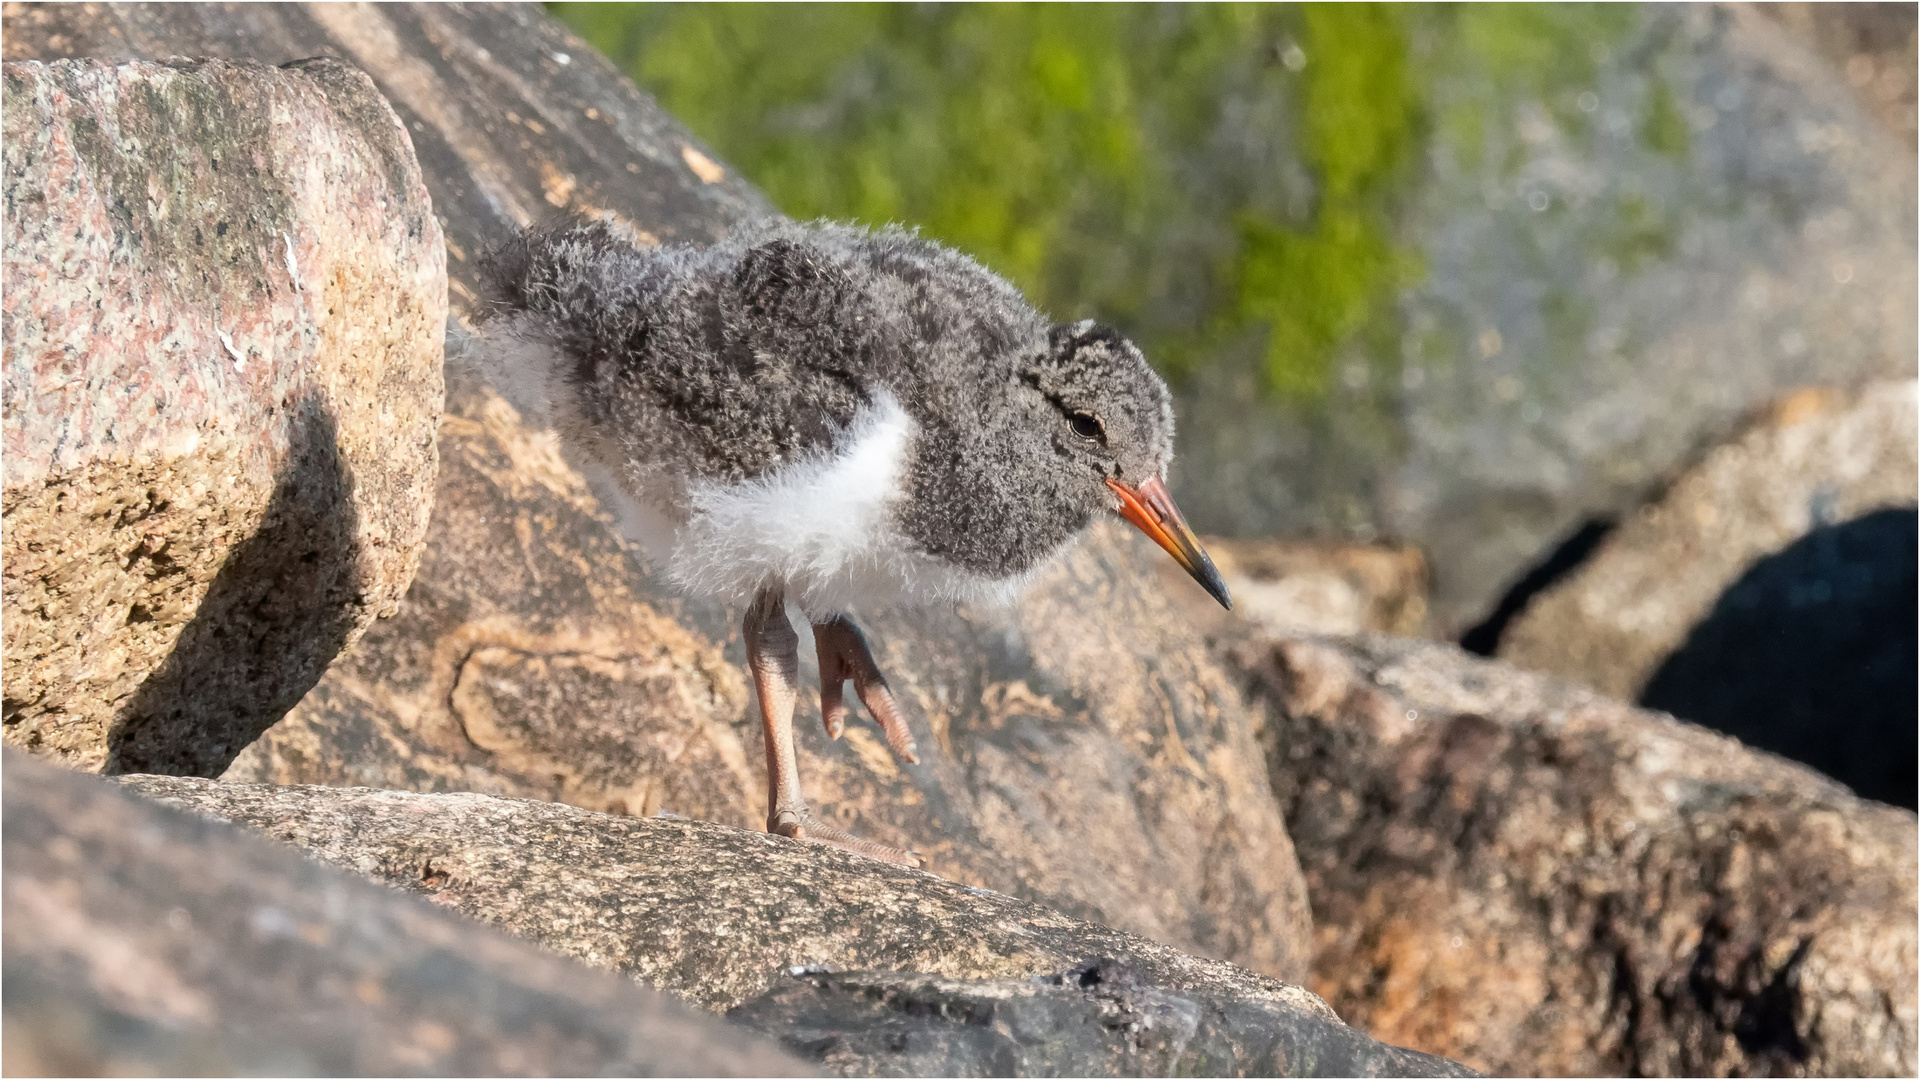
2, 750, 808, 1077
116, 772, 1469, 1077
737, 963, 1474, 1078
1, 56, 444, 775
0, 1, 773, 283
122, 773, 1317, 1013
1233, 631, 1918, 1076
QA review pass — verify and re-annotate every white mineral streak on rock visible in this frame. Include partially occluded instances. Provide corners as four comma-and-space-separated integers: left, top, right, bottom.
282, 231, 302, 292
216, 328, 244, 372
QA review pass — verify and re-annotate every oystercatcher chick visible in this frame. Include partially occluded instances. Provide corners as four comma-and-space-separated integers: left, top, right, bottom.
468, 218, 1231, 866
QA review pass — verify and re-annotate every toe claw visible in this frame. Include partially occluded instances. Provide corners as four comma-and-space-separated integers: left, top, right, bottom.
819, 668, 849, 738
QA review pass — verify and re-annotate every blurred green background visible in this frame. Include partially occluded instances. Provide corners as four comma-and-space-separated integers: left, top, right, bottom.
551, 3, 1628, 400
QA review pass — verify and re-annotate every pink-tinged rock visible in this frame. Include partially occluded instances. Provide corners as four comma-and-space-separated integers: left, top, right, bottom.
1, 57, 445, 775
1239, 631, 1917, 1076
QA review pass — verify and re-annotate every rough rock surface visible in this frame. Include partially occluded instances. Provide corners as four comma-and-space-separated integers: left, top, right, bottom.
2, 751, 808, 1077
1499, 380, 1918, 805
116, 772, 1469, 1077
737, 964, 1474, 1078
0, 1, 774, 291
121, 773, 1313, 1011
1, 3, 1315, 983
1232, 631, 1918, 1077
1, 56, 444, 776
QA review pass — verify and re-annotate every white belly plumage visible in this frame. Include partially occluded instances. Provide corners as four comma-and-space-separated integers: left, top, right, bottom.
596, 392, 1026, 618
463, 320, 1029, 617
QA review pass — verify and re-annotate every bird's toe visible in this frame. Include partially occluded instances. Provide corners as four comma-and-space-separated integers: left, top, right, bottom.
772, 810, 922, 868
812, 616, 920, 764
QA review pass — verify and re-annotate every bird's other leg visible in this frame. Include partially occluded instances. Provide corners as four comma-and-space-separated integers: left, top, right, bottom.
744, 587, 920, 867
812, 615, 919, 766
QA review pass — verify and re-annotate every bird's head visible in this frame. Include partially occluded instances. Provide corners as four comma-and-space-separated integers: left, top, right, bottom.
1022, 321, 1232, 610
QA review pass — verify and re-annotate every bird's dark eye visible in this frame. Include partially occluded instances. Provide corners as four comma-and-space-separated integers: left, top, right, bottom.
1069, 411, 1105, 441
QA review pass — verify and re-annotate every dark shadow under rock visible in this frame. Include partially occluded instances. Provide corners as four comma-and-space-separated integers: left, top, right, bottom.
1641, 507, 1918, 807
1497, 381, 1918, 808
108, 396, 364, 776
1458, 518, 1614, 657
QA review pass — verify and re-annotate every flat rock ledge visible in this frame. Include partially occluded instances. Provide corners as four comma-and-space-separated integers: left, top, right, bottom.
3, 751, 805, 1076
117, 773, 1472, 1077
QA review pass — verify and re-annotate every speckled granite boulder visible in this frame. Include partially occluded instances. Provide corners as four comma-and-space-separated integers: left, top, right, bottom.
3, 751, 806, 1076
1, 57, 444, 775
1234, 631, 1918, 1076
114, 772, 1471, 1077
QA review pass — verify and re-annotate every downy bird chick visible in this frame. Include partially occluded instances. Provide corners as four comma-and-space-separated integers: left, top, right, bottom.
467, 217, 1229, 864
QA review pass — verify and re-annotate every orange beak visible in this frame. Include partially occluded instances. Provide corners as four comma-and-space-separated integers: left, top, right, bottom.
1105, 475, 1232, 610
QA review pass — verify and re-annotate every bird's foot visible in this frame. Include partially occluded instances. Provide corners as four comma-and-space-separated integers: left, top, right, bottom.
771, 809, 922, 868
749, 593, 922, 868
812, 616, 919, 764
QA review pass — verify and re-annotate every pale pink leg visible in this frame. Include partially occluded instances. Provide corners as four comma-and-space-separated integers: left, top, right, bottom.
743, 588, 919, 867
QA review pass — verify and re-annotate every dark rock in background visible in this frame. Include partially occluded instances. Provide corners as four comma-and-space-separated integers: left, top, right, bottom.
1176, 5, 1916, 636
1, 56, 445, 776
1230, 632, 1918, 1076
736, 964, 1475, 1078
1500, 380, 1917, 806
1, 751, 808, 1077
114, 773, 1468, 1076
3, 1, 1316, 985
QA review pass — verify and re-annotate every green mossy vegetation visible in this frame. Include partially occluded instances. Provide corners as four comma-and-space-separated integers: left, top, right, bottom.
552, 3, 1640, 402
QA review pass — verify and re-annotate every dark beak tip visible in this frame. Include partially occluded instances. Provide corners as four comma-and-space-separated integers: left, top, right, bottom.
1207, 579, 1234, 611
1196, 557, 1233, 611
